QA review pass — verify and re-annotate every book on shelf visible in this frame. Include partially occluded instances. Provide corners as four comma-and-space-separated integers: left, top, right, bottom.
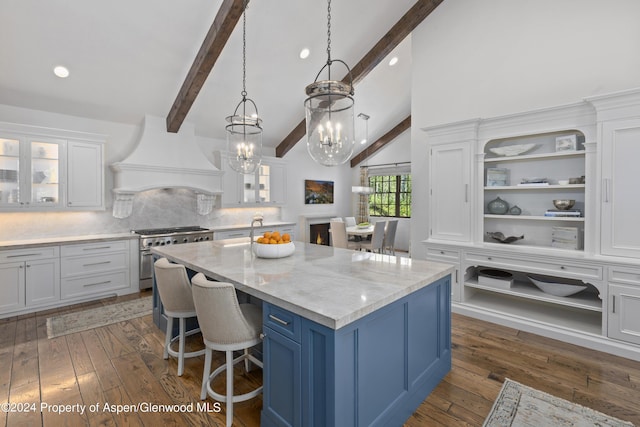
544, 209, 582, 217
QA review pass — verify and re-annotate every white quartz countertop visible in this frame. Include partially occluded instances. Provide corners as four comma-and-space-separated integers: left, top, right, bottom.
0, 233, 138, 249
152, 241, 454, 329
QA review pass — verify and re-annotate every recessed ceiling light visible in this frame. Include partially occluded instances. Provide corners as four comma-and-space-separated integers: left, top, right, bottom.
53, 65, 70, 78
388, 56, 399, 67
299, 48, 310, 59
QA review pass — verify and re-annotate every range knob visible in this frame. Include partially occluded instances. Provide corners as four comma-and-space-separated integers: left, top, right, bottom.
183, 238, 189, 243
172, 239, 178, 244
160, 241, 165, 245
204, 236, 210, 241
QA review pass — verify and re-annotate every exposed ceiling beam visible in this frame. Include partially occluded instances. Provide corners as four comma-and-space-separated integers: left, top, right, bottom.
275, 0, 443, 158
350, 115, 411, 168
166, 0, 245, 133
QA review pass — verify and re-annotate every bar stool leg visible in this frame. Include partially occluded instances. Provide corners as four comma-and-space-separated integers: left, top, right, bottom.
201, 347, 212, 400
226, 349, 234, 427
178, 317, 186, 376
163, 316, 173, 360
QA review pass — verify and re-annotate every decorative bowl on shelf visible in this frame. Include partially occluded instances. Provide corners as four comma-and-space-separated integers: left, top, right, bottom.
487, 196, 509, 214
527, 275, 587, 297
553, 199, 575, 210
486, 231, 524, 244
488, 143, 537, 157
252, 242, 295, 259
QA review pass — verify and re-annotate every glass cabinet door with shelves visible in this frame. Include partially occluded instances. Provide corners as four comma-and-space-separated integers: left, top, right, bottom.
30, 140, 61, 206
0, 135, 62, 208
0, 138, 20, 205
482, 131, 586, 251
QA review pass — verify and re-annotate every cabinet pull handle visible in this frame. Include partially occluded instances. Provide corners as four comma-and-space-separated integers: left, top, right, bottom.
464, 184, 468, 203
612, 295, 616, 314
440, 251, 445, 254
7, 253, 42, 258
560, 266, 566, 270
603, 178, 610, 203
268, 314, 290, 326
83, 246, 112, 251
83, 280, 111, 288
83, 261, 111, 267
259, 333, 266, 340
487, 256, 492, 261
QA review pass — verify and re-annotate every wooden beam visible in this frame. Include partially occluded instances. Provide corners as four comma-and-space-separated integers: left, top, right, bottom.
166, 0, 245, 133
275, 0, 443, 158
350, 115, 411, 168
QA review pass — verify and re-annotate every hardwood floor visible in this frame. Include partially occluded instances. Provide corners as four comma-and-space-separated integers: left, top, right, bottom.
1, 291, 638, 426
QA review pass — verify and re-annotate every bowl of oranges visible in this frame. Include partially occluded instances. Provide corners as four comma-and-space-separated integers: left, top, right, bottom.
253, 231, 295, 258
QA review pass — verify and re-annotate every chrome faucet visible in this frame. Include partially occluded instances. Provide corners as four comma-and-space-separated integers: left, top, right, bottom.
249, 214, 264, 248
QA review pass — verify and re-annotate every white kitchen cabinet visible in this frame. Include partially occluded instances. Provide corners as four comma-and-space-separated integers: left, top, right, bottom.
428, 142, 472, 242
599, 119, 640, 258
218, 152, 287, 207
60, 240, 131, 299
0, 134, 64, 209
607, 266, 640, 345
67, 140, 104, 208
0, 122, 105, 212
0, 246, 60, 315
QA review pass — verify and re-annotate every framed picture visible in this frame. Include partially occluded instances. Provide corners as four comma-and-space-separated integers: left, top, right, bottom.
555, 135, 577, 152
305, 179, 334, 204
486, 168, 509, 187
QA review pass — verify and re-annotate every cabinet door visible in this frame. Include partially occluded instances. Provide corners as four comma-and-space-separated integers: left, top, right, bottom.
601, 120, 640, 257
608, 284, 640, 345
429, 142, 472, 242
220, 158, 242, 207
67, 141, 103, 208
262, 326, 301, 427
268, 162, 287, 204
25, 258, 60, 306
0, 261, 25, 312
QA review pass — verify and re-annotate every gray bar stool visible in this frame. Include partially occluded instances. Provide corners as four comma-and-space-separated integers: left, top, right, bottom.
153, 257, 205, 376
191, 272, 263, 427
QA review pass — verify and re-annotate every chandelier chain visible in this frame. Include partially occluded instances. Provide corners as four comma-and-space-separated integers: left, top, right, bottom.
242, 0, 248, 98
326, 0, 332, 63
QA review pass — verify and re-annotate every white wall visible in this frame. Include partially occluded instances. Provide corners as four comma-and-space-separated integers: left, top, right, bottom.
410, 0, 640, 258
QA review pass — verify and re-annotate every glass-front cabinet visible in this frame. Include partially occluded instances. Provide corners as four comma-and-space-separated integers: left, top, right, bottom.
0, 135, 63, 208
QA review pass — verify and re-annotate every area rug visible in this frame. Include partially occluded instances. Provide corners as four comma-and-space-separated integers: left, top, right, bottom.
483, 378, 635, 427
46, 296, 152, 339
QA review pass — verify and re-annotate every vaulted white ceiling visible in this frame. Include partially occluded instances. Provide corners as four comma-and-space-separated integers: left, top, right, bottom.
0, 0, 416, 156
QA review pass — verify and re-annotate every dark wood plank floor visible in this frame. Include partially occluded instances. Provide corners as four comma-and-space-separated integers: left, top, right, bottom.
1, 291, 638, 426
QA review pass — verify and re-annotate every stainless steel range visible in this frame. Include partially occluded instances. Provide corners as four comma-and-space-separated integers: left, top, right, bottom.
132, 226, 213, 289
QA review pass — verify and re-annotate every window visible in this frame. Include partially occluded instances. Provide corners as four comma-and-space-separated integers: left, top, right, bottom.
368, 174, 411, 218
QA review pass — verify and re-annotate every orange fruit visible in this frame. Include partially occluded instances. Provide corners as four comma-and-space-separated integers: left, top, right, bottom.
271, 231, 281, 240
282, 233, 291, 242
269, 238, 278, 244
263, 231, 272, 239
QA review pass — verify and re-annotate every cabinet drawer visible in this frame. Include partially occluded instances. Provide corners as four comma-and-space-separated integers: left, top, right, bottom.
608, 266, 640, 286
426, 247, 460, 263
263, 303, 301, 343
214, 230, 249, 240
61, 271, 128, 299
464, 251, 602, 280
61, 240, 128, 257
61, 252, 128, 278
0, 246, 59, 262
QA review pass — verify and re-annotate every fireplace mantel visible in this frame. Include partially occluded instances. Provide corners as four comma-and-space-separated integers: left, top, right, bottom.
299, 214, 339, 244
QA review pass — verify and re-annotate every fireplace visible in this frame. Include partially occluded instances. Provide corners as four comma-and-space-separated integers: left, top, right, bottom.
310, 223, 330, 246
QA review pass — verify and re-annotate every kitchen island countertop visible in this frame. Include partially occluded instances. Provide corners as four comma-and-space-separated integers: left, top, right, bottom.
152, 240, 453, 329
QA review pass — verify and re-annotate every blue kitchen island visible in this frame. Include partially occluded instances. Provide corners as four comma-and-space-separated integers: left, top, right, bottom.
152, 240, 453, 426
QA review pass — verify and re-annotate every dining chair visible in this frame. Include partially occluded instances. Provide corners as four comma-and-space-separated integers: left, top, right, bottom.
360, 221, 385, 253
154, 257, 205, 376
191, 273, 263, 427
330, 220, 361, 250
344, 217, 357, 227
383, 220, 399, 255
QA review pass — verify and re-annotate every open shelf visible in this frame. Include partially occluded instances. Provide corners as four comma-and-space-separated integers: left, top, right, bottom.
485, 184, 585, 191
462, 289, 602, 335
484, 150, 586, 163
465, 278, 601, 311
484, 214, 584, 222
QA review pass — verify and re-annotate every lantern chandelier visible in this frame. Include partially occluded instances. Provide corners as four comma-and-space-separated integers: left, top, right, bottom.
304, 0, 355, 166
226, 0, 262, 174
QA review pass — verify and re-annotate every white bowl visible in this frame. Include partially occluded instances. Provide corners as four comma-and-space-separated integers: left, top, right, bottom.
558, 180, 570, 185
252, 242, 295, 259
527, 275, 587, 297
489, 143, 537, 157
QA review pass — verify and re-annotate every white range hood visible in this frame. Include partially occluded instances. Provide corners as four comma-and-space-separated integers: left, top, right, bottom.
110, 115, 223, 218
